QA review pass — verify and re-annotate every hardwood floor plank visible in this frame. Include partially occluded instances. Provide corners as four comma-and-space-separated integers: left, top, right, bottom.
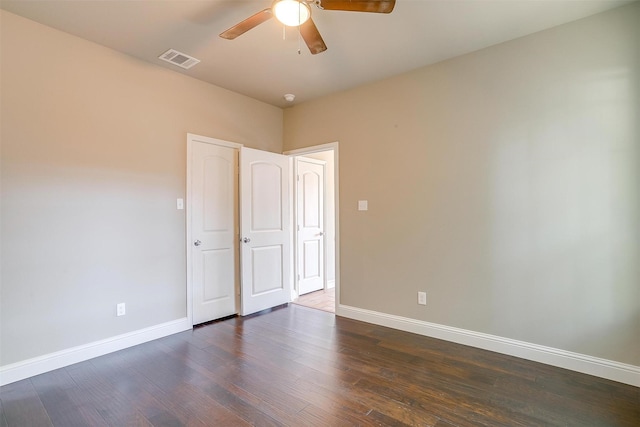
216, 360, 310, 415
296, 402, 374, 427
164, 383, 252, 427
30, 368, 78, 392
197, 380, 283, 427
201, 374, 304, 426
63, 361, 150, 426
88, 351, 210, 426
364, 409, 418, 427
122, 345, 251, 426
288, 374, 373, 421
28, 366, 117, 426
0, 399, 8, 427
0, 380, 53, 427
147, 338, 297, 425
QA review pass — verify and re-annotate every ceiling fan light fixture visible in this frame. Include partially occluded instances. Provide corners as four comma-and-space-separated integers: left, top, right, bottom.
273, 0, 311, 27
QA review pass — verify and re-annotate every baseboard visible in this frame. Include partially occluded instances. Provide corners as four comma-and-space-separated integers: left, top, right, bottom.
336, 304, 640, 387
327, 279, 336, 289
0, 317, 192, 386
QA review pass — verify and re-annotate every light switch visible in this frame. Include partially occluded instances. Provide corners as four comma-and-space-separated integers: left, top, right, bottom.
358, 200, 368, 211
177, 198, 184, 210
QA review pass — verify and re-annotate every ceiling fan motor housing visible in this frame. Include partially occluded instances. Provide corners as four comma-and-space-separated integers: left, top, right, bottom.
272, 0, 312, 27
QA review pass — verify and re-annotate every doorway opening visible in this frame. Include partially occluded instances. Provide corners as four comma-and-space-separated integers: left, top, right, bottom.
286, 143, 338, 314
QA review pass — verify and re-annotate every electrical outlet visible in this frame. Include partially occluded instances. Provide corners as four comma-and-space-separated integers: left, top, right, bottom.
417, 291, 427, 306
116, 303, 126, 316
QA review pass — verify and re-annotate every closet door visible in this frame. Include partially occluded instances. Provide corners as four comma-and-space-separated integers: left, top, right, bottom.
190, 140, 238, 324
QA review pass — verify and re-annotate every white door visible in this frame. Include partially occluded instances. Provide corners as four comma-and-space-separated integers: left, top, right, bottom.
190, 141, 238, 324
240, 147, 291, 315
296, 157, 325, 295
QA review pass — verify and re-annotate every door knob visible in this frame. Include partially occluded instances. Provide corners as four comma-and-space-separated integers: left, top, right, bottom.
242, 237, 251, 243
319, 231, 325, 236
194, 240, 202, 246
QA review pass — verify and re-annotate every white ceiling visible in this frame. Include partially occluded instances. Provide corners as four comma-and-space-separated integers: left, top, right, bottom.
1, 0, 633, 108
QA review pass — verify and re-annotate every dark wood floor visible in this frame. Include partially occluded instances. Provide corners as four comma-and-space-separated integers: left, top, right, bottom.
1, 304, 638, 427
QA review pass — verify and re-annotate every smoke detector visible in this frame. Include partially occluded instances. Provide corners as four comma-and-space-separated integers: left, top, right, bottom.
284, 94, 295, 102
158, 49, 200, 70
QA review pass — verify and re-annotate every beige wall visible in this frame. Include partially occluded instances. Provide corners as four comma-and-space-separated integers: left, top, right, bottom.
284, 4, 639, 365
0, 11, 282, 365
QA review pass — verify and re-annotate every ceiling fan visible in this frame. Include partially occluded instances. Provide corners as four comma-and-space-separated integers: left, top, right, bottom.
219, 0, 396, 55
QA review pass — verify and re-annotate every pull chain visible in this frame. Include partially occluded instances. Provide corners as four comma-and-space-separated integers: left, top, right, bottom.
297, 4, 302, 55
282, 3, 305, 54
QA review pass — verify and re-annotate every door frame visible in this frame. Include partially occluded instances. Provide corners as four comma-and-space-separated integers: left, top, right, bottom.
186, 133, 242, 326
284, 142, 340, 312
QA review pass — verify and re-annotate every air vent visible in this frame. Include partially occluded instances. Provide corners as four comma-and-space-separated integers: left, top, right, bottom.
158, 49, 200, 70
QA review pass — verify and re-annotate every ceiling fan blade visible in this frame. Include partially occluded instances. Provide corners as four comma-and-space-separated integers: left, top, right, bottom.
219, 8, 272, 40
318, 0, 396, 13
299, 18, 328, 55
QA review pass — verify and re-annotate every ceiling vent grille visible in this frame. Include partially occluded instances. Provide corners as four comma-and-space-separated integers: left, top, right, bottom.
158, 49, 200, 69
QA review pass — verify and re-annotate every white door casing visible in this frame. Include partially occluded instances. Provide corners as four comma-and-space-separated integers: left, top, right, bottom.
240, 147, 291, 315
284, 142, 339, 313
296, 157, 325, 295
189, 138, 239, 324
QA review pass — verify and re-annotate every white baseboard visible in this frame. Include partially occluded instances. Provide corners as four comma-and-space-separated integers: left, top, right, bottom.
336, 304, 640, 387
327, 279, 336, 289
0, 317, 192, 386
